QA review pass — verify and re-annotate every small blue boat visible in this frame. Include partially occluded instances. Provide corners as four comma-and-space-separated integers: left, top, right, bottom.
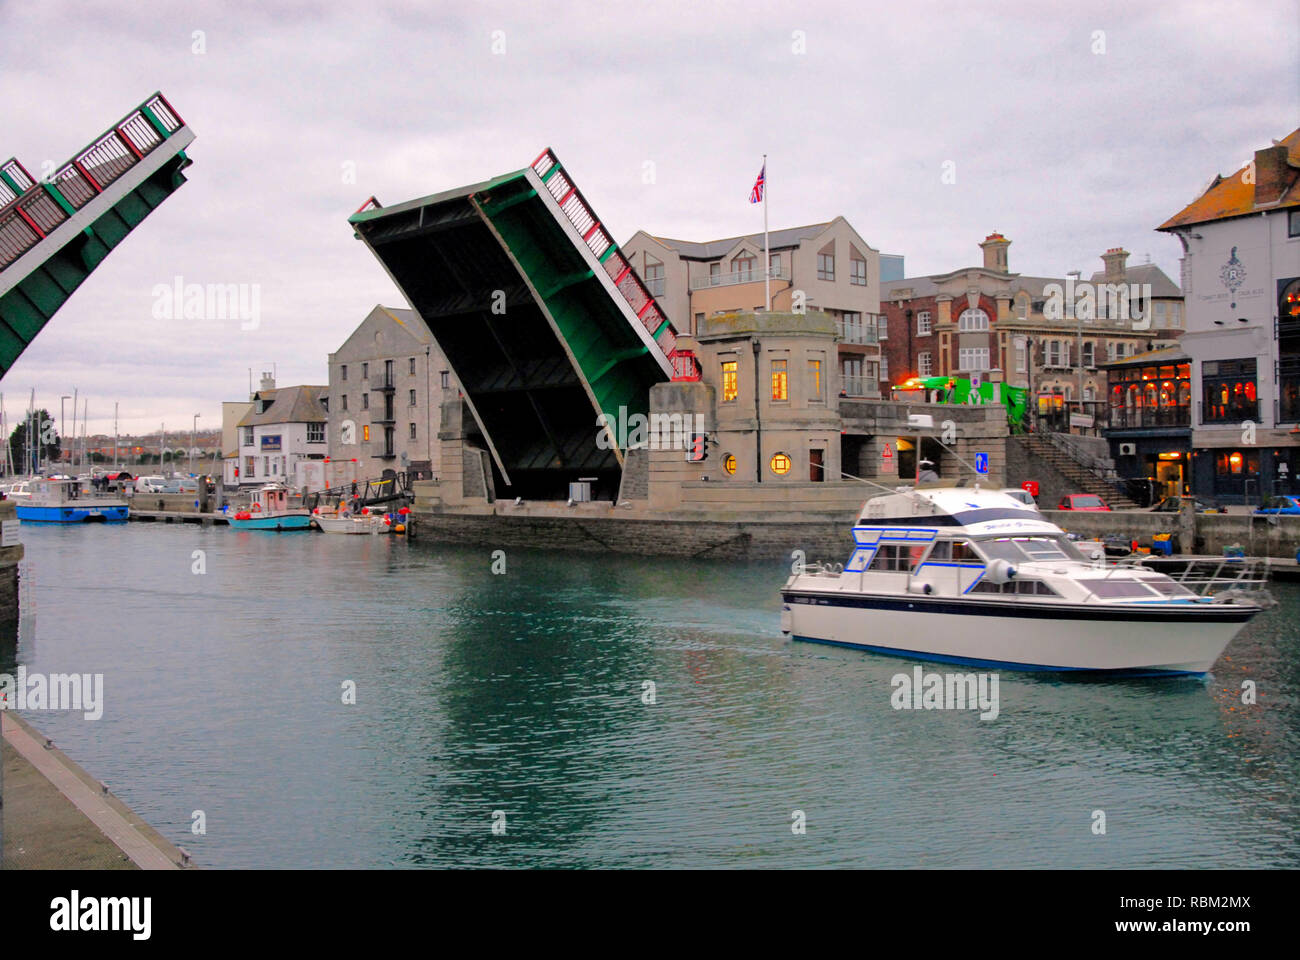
228, 483, 312, 531
14, 478, 129, 523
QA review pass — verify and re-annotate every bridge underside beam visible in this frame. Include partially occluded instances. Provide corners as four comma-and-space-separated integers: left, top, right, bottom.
352, 165, 671, 500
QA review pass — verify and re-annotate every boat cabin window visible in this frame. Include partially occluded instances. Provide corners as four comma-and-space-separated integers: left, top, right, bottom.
971, 579, 1058, 596
1086, 579, 1160, 599
1139, 579, 1197, 598
927, 540, 983, 563
940, 540, 981, 563
868, 544, 918, 572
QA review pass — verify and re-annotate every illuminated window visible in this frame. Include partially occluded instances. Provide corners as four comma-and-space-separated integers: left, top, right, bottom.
362, 425, 370, 442
721, 360, 739, 402
723, 454, 736, 475
808, 359, 823, 401
771, 359, 788, 400
770, 452, 792, 475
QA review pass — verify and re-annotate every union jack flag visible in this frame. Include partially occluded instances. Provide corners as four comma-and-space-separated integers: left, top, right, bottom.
749, 163, 765, 204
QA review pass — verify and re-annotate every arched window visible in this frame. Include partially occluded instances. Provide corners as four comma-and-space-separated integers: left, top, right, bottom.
958, 308, 989, 332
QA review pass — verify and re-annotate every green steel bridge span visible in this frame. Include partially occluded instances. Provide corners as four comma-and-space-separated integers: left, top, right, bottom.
0, 92, 194, 376
350, 149, 698, 501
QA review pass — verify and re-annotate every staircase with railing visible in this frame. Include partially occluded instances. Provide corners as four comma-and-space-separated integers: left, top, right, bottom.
1018, 429, 1140, 508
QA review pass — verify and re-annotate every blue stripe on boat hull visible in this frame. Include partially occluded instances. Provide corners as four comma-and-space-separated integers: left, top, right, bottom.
791, 635, 1205, 678
228, 515, 313, 531
16, 505, 129, 523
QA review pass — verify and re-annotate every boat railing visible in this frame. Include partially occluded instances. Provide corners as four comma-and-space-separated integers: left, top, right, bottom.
801, 561, 844, 577
1121, 555, 1275, 599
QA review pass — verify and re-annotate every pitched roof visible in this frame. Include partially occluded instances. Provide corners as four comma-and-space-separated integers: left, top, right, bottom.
1158, 128, 1300, 230
237, 385, 328, 427
883, 272, 1064, 301
650, 222, 833, 259
1087, 262, 1182, 298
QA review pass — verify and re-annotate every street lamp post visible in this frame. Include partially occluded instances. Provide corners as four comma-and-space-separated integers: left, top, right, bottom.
60, 395, 70, 466
190, 414, 199, 474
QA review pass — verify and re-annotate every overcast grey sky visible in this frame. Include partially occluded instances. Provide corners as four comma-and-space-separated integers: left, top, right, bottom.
1, 0, 1295, 436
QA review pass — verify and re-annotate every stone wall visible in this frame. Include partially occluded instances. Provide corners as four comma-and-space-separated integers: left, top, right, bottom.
413, 509, 854, 562
0, 499, 23, 625
617, 447, 649, 501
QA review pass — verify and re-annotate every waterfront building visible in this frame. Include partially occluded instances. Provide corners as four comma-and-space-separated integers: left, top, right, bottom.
1155, 127, 1300, 503
622, 219, 888, 399
233, 374, 328, 488
1101, 345, 1193, 501
221, 400, 253, 482
326, 305, 453, 483
879, 234, 1180, 429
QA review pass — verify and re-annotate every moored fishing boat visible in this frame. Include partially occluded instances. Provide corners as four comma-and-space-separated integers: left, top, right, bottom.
15, 477, 128, 523
228, 483, 312, 531
781, 486, 1265, 676
311, 509, 392, 534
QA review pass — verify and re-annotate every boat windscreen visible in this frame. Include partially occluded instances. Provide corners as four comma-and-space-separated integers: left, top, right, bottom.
977, 536, 1087, 563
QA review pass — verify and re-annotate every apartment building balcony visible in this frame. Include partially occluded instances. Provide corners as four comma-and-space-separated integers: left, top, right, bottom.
1106, 406, 1191, 430
689, 267, 791, 291
371, 441, 396, 459
836, 317, 880, 345
373, 371, 397, 391
840, 375, 880, 398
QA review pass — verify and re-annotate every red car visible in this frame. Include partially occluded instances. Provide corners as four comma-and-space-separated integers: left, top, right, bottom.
1058, 493, 1111, 511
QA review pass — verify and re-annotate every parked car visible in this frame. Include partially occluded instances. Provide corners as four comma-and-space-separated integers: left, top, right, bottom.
1001, 488, 1040, 510
136, 475, 166, 493
1058, 493, 1111, 511
1150, 495, 1225, 514
1255, 495, 1300, 515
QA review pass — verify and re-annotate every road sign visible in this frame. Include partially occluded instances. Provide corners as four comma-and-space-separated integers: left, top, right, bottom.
881, 443, 893, 462
974, 452, 989, 475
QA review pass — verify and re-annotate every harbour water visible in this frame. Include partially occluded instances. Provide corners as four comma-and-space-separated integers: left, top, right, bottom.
4, 522, 1298, 869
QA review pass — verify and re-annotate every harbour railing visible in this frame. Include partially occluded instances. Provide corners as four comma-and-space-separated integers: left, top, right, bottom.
0, 92, 186, 273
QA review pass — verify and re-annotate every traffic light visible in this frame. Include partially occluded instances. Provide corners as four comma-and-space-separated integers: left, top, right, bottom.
686, 432, 707, 462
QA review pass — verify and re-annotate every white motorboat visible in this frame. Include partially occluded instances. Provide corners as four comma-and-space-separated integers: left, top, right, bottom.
780, 486, 1263, 676
311, 510, 392, 535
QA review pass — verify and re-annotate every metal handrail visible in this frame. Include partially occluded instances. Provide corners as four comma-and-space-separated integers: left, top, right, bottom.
531, 147, 680, 362
0, 92, 185, 273
689, 268, 791, 291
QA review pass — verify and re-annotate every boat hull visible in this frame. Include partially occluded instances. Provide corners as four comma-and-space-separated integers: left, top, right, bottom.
781, 589, 1256, 675
16, 504, 128, 523
228, 513, 312, 531
312, 515, 390, 534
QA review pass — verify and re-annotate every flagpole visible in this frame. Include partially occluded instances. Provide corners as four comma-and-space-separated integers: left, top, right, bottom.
762, 153, 770, 311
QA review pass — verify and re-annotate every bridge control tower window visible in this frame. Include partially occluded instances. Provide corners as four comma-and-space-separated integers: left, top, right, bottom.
721, 360, 738, 402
